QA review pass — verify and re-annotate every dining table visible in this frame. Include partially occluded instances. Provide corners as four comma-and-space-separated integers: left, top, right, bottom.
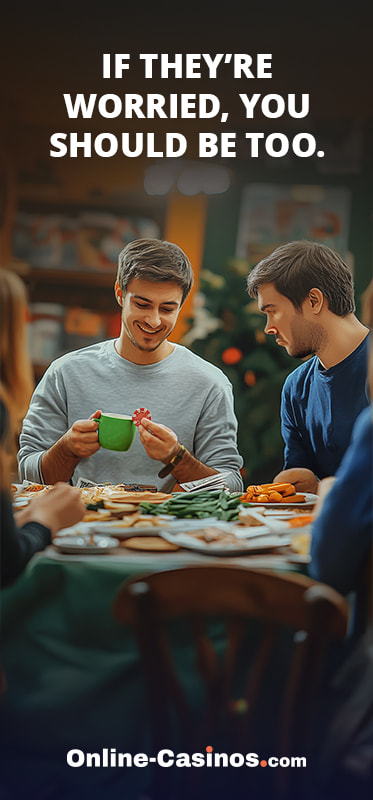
0, 535, 309, 800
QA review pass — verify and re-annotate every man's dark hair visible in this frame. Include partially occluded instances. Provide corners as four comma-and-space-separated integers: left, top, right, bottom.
246, 240, 356, 315
116, 238, 193, 304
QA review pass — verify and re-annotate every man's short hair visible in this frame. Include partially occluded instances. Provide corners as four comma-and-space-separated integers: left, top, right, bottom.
246, 240, 356, 315
116, 238, 193, 304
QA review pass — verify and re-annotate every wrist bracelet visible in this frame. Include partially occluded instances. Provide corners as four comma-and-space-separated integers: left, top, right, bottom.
158, 444, 185, 478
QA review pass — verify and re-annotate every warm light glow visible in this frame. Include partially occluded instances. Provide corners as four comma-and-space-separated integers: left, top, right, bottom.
176, 167, 203, 196
144, 161, 231, 196
143, 164, 175, 195
201, 165, 231, 194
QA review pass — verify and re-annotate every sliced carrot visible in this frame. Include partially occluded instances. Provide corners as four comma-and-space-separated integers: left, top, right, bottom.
289, 515, 314, 527
280, 494, 306, 503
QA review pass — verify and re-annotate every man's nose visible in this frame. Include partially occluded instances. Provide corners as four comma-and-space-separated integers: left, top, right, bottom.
264, 321, 277, 335
144, 309, 161, 328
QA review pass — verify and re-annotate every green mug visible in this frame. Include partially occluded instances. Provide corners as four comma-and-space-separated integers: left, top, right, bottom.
94, 413, 136, 452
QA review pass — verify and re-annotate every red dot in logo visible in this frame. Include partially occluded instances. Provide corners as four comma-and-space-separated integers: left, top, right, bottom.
260, 760, 267, 767
206, 746, 213, 753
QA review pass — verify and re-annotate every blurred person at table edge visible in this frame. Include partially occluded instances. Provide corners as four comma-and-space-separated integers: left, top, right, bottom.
0, 269, 85, 589
309, 285, 373, 800
18, 239, 243, 491
309, 284, 373, 634
247, 240, 370, 494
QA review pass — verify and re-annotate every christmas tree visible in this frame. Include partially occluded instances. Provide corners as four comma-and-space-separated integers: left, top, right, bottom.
184, 258, 303, 484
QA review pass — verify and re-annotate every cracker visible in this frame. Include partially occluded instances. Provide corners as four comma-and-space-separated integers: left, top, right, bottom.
102, 501, 139, 512
122, 537, 180, 551
82, 511, 114, 522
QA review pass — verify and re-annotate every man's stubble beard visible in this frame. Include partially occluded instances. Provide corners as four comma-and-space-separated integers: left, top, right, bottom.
123, 319, 173, 353
289, 318, 327, 359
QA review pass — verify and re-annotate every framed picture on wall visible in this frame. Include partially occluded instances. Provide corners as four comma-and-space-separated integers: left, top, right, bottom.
236, 183, 351, 265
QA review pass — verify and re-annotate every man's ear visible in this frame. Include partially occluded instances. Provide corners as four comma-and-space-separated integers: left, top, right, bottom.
115, 281, 123, 307
307, 288, 324, 314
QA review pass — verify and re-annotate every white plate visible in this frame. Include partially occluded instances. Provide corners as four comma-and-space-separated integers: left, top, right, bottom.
161, 526, 291, 556
243, 492, 318, 509
88, 514, 176, 538
13, 497, 29, 508
53, 534, 119, 554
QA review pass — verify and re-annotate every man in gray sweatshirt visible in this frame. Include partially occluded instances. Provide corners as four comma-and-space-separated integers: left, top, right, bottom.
18, 238, 244, 492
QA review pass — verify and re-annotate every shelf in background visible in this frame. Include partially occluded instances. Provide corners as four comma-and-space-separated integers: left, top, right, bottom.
23, 267, 119, 312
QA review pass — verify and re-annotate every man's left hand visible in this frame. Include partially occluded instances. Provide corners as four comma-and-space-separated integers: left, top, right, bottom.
138, 418, 179, 463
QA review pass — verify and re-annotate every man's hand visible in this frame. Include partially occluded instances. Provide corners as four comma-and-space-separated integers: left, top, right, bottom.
61, 410, 101, 459
16, 483, 86, 537
41, 411, 102, 484
273, 467, 319, 494
138, 417, 218, 483
138, 418, 179, 463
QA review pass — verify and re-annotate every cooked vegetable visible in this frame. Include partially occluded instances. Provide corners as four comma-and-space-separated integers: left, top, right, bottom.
240, 482, 298, 503
140, 490, 243, 521
288, 515, 314, 528
280, 494, 306, 503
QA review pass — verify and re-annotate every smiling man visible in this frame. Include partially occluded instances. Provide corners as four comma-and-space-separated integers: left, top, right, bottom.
246, 240, 370, 493
19, 239, 243, 491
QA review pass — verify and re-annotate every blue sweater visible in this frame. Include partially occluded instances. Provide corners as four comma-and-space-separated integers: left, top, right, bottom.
310, 404, 372, 593
281, 334, 370, 478
309, 405, 373, 631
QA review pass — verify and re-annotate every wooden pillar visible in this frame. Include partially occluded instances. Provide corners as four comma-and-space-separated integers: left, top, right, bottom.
163, 191, 207, 341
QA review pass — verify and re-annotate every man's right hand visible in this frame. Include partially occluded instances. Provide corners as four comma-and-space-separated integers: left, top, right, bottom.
62, 410, 101, 458
40, 411, 102, 484
273, 467, 319, 494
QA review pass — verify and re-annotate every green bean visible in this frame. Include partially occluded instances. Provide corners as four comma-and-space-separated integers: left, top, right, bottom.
139, 489, 243, 521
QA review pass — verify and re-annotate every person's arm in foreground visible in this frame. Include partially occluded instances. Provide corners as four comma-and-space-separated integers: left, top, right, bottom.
1, 483, 85, 588
309, 407, 373, 595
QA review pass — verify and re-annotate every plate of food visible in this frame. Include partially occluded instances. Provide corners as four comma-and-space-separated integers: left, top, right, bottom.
53, 534, 119, 555
244, 493, 318, 508
12, 481, 51, 506
161, 523, 291, 556
240, 482, 318, 508
88, 514, 176, 538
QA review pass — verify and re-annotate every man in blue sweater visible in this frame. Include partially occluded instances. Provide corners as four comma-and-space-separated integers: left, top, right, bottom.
246, 241, 370, 493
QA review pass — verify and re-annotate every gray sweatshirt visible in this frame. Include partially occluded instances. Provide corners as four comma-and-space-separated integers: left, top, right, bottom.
18, 340, 244, 492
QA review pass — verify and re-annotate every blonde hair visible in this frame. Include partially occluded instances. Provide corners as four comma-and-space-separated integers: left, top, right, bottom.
0, 269, 34, 485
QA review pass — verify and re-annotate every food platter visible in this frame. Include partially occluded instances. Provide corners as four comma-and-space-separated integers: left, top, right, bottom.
160, 523, 291, 556
244, 492, 318, 508
87, 515, 176, 538
87, 515, 227, 539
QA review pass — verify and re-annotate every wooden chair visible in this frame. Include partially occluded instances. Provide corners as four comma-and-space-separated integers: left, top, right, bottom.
113, 565, 348, 800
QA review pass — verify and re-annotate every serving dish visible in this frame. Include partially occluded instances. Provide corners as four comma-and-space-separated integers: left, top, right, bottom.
53, 534, 119, 555
161, 524, 291, 556
244, 492, 318, 508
